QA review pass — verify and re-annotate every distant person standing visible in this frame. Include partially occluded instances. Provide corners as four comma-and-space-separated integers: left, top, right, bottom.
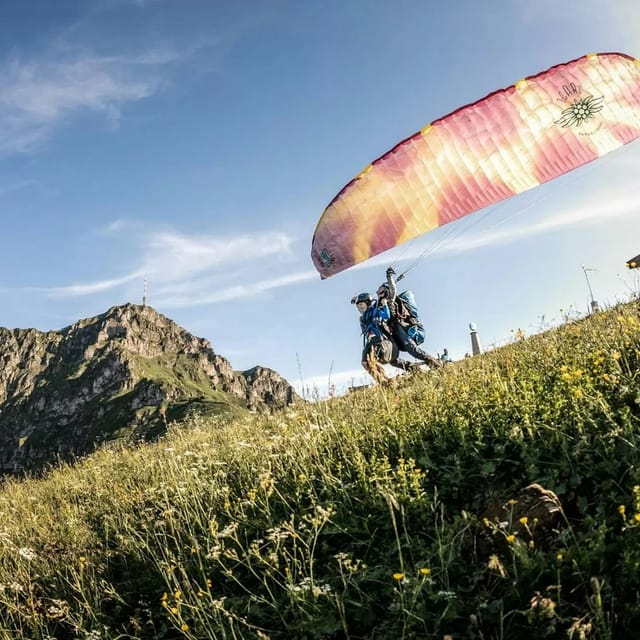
440, 348, 452, 364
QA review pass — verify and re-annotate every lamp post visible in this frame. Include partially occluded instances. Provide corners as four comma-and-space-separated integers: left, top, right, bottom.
581, 266, 599, 313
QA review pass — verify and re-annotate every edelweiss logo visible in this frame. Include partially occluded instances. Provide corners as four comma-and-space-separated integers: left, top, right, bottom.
555, 95, 605, 128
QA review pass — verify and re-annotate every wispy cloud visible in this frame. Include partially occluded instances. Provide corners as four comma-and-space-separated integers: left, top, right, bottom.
43, 228, 303, 304
143, 231, 294, 283
437, 187, 640, 255
97, 219, 135, 235
47, 271, 143, 297
0, 46, 181, 154
157, 270, 319, 308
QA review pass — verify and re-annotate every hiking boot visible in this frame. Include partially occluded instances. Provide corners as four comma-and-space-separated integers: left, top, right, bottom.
423, 355, 444, 369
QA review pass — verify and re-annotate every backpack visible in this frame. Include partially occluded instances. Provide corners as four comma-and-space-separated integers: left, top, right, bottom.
396, 290, 421, 324
395, 290, 425, 344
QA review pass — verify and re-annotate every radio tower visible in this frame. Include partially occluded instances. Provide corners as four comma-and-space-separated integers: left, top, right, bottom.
143, 277, 148, 308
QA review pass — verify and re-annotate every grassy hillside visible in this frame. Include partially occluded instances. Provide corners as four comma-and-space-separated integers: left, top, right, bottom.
1, 301, 640, 639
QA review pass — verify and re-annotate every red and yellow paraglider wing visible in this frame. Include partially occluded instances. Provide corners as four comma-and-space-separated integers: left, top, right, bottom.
312, 53, 640, 278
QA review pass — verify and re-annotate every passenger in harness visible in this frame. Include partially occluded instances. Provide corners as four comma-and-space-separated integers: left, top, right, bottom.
376, 267, 443, 369
351, 292, 418, 382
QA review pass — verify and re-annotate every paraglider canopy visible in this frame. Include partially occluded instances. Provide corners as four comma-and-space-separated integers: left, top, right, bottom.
312, 52, 640, 279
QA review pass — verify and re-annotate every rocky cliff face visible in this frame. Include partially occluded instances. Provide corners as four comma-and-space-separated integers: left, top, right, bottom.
0, 304, 297, 475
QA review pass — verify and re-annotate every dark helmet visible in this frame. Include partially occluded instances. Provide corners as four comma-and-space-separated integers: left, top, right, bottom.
376, 283, 390, 298
351, 292, 373, 305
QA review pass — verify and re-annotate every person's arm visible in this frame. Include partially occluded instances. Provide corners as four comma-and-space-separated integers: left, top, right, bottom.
386, 266, 397, 299
376, 300, 391, 321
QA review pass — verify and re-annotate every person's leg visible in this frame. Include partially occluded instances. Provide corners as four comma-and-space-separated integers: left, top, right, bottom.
394, 325, 443, 367
390, 358, 422, 372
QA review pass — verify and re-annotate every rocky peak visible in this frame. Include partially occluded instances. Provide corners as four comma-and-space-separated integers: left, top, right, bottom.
0, 304, 297, 476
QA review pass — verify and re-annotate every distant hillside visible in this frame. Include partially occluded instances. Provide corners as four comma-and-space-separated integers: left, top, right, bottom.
0, 304, 296, 475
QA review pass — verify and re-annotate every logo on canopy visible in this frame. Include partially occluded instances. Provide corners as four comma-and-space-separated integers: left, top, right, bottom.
319, 248, 335, 268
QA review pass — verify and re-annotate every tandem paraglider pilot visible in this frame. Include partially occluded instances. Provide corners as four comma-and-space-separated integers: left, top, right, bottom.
351, 291, 417, 384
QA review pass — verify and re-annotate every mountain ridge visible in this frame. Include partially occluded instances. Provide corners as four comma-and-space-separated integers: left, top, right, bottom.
0, 303, 296, 475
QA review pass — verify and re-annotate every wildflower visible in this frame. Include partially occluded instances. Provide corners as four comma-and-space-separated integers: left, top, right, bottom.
79, 556, 86, 565
506, 534, 516, 544
508, 499, 518, 506
174, 590, 182, 600
634, 513, 640, 523
181, 623, 189, 631
18, 547, 36, 561
487, 554, 506, 578
393, 572, 405, 581
419, 567, 431, 576
556, 553, 563, 562
519, 516, 528, 525
529, 540, 535, 550
618, 505, 626, 516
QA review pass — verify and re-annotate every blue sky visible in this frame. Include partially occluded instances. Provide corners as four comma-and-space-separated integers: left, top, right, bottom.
1, 0, 639, 396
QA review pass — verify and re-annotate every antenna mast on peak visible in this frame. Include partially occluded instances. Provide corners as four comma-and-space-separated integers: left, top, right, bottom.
143, 277, 148, 307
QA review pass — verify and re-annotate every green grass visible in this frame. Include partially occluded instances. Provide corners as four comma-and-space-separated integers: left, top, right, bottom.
1, 301, 640, 639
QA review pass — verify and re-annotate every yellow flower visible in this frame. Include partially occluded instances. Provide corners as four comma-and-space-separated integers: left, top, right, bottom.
634, 513, 640, 523
529, 540, 535, 550
506, 534, 516, 544
170, 607, 179, 615
393, 572, 405, 581
181, 623, 189, 631
508, 499, 518, 506
419, 567, 431, 576
174, 590, 182, 600
206, 579, 213, 588
556, 553, 563, 562
618, 505, 626, 516
79, 556, 86, 564
519, 516, 528, 525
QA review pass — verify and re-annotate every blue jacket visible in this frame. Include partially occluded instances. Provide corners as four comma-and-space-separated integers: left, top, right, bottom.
360, 301, 391, 345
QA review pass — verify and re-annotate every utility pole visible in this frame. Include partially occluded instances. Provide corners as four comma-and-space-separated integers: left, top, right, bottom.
581, 266, 599, 313
143, 277, 148, 307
